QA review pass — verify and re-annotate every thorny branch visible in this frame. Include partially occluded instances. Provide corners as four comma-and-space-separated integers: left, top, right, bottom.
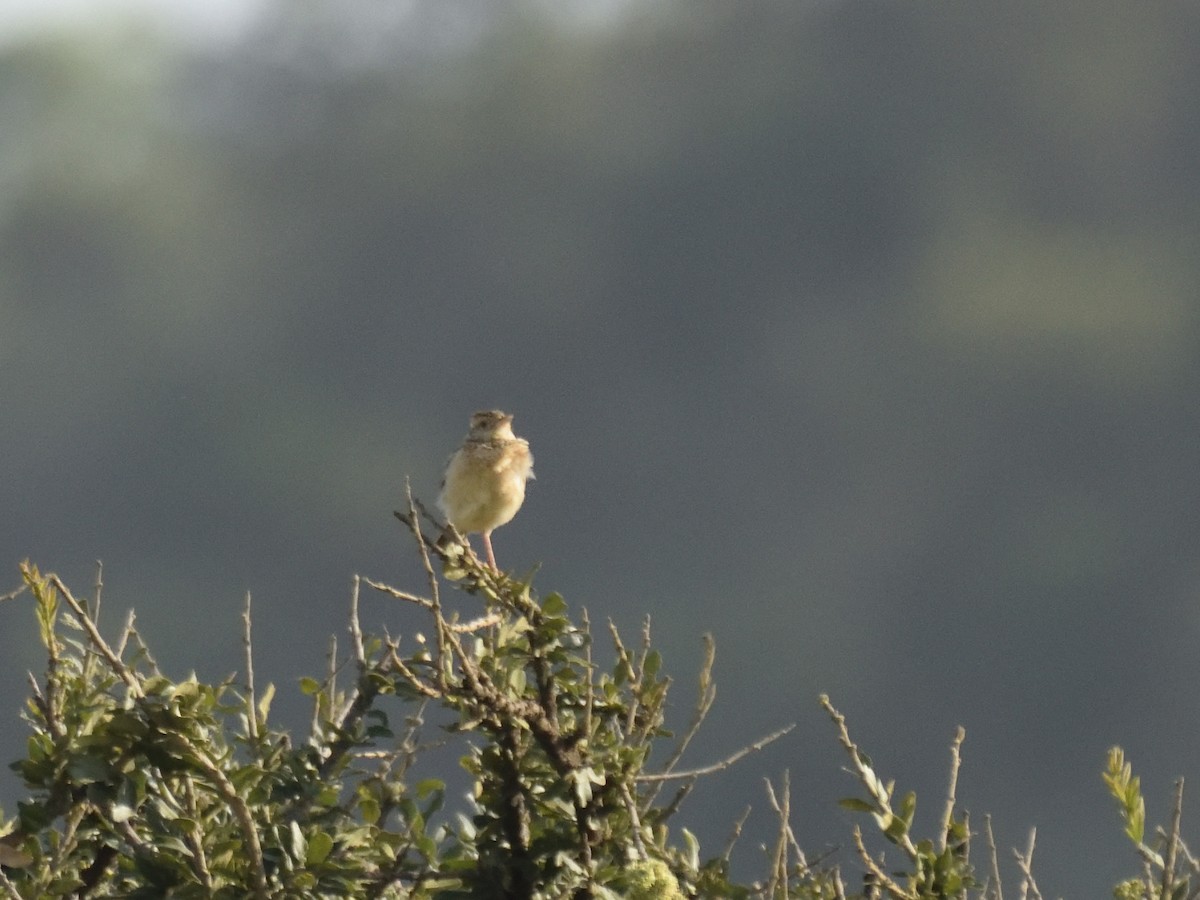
637, 724, 796, 782
939, 726, 966, 854
8, 493, 819, 898
1013, 828, 1042, 900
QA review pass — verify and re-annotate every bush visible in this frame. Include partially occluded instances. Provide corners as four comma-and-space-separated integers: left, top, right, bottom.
0, 495, 1190, 898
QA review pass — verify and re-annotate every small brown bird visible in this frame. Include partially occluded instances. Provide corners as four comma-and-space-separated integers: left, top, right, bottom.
438, 410, 534, 571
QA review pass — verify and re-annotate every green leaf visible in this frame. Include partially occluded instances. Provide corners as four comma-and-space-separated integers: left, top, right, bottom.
108, 711, 149, 738
508, 668, 527, 693
681, 828, 700, 871
257, 682, 276, 722
1126, 797, 1145, 844
66, 754, 110, 784
643, 651, 662, 679
567, 767, 605, 807
289, 821, 307, 861
16, 801, 51, 834
838, 797, 875, 813
305, 831, 334, 866
542, 593, 567, 616
882, 812, 909, 843
299, 677, 321, 696
416, 833, 439, 862
359, 797, 380, 825
417, 778, 445, 799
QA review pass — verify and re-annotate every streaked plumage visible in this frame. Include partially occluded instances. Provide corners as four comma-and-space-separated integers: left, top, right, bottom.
438, 410, 534, 570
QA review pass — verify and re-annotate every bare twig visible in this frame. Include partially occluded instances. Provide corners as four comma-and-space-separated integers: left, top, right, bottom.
1173, 836, 1200, 900
92, 560, 104, 622
636, 724, 794, 782
120, 619, 163, 677
349, 575, 366, 666
645, 633, 716, 808
765, 772, 809, 872
327, 634, 339, 713
361, 577, 435, 610
403, 482, 450, 685
76, 563, 105, 711
984, 814, 1003, 900
939, 726, 966, 853
0, 867, 21, 900
657, 779, 696, 823
581, 608, 595, 744
607, 620, 638, 732
49, 574, 141, 698
619, 782, 648, 860
114, 610, 135, 659
765, 771, 791, 898
833, 867, 848, 900
182, 778, 214, 891
1164, 778, 1185, 898
448, 612, 501, 632
1176, 832, 1200, 872
387, 650, 442, 700
56, 806, 86, 874
115, 820, 147, 852
852, 826, 915, 900
26, 670, 61, 739
820, 694, 919, 860
243, 592, 258, 741
309, 635, 349, 741
721, 805, 752, 862
961, 809, 972, 871
0, 583, 28, 604
315, 655, 402, 783
188, 747, 270, 899
634, 615, 653, 681
630, 618, 664, 742
1013, 828, 1042, 900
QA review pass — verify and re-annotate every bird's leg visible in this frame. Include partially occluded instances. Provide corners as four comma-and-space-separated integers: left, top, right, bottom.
481, 530, 498, 571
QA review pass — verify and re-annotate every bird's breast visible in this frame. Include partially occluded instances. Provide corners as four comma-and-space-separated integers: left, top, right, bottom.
437, 439, 533, 534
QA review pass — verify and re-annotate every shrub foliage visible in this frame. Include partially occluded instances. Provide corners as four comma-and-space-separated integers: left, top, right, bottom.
0, 497, 1190, 898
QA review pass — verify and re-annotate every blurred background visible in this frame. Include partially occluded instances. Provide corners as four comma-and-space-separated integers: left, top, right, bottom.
3, 0, 1199, 893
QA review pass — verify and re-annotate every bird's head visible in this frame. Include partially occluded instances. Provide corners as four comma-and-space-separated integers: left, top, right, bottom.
469, 409, 516, 440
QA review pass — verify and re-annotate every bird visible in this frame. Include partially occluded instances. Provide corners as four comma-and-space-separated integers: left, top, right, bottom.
438, 410, 534, 571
